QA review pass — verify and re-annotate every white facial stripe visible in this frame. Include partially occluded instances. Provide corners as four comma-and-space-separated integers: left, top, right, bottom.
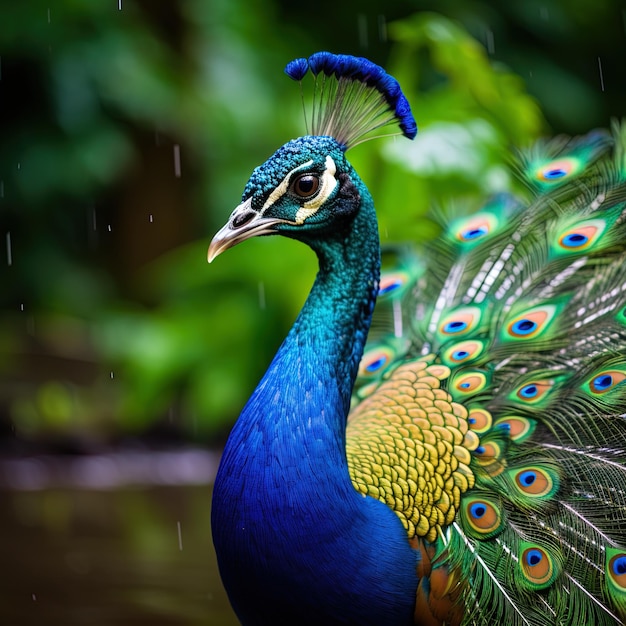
294, 156, 337, 224
259, 156, 338, 224
260, 159, 314, 215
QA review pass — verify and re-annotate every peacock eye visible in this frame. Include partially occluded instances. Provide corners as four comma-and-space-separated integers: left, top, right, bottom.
291, 174, 320, 199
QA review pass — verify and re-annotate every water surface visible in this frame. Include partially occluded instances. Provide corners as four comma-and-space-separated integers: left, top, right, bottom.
0, 452, 239, 625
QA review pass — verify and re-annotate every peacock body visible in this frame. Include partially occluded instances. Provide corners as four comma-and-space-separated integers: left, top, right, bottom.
209, 52, 626, 625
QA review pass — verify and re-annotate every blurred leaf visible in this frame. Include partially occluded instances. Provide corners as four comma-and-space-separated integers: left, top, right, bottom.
2, 2, 624, 445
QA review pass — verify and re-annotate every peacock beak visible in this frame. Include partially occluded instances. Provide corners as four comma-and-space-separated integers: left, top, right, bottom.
207, 198, 286, 263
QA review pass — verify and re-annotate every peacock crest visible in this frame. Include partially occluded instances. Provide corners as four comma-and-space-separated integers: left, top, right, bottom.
209, 51, 626, 626
284, 51, 417, 148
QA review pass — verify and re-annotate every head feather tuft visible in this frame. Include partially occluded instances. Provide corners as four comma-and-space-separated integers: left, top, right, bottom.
284, 51, 417, 150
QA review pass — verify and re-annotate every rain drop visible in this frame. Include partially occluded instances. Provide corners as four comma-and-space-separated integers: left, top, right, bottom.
32, 593, 37, 602
47, 8, 51, 23
378, 15, 387, 42
118, 0, 122, 9
6, 232, 12, 266
149, 214, 153, 223
598, 57, 605, 92
485, 30, 495, 55
88, 206, 98, 250
177, 521, 183, 551
173, 144, 181, 178
107, 224, 112, 232
358, 14, 368, 48
393, 299, 403, 338
110, 371, 114, 379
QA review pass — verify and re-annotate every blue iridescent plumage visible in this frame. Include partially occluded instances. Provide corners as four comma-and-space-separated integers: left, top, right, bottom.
209, 52, 626, 625
283, 51, 416, 148
211, 133, 418, 625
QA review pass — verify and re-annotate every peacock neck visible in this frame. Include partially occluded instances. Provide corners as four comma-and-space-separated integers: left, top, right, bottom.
212, 181, 418, 626
215, 185, 380, 481
290, 196, 380, 415
234, 191, 380, 463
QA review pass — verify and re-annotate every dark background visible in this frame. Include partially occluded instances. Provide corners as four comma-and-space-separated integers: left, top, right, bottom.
1, 0, 624, 450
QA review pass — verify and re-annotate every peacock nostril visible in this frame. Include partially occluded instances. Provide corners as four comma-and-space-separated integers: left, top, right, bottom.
232, 211, 255, 228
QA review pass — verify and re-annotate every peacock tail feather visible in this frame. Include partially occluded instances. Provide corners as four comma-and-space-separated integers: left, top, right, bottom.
209, 51, 626, 626
350, 123, 626, 625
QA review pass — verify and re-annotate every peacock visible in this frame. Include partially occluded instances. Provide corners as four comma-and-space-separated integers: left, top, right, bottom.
208, 51, 626, 625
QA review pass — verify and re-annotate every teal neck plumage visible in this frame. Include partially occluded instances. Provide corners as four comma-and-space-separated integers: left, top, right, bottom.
211, 176, 418, 625
293, 203, 380, 412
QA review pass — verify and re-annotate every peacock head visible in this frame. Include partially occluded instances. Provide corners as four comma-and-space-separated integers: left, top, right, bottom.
208, 135, 365, 261
208, 52, 417, 262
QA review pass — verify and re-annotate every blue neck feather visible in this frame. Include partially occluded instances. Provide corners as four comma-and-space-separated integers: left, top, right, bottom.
212, 180, 418, 625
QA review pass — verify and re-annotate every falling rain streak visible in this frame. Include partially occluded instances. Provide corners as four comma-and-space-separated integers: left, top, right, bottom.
485, 30, 495, 55
6, 232, 12, 266
173, 144, 181, 178
598, 57, 605, 92
177, 521, 183, 551
378, 15, 387, 43
87, 206, 98, 250
358, 14, 368, 48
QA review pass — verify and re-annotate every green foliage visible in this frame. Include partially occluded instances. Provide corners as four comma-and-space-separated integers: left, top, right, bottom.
1, 1, 623, 445
95, 238, 314, 437
353, 12, 544, 244
2, 486, 236, 624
